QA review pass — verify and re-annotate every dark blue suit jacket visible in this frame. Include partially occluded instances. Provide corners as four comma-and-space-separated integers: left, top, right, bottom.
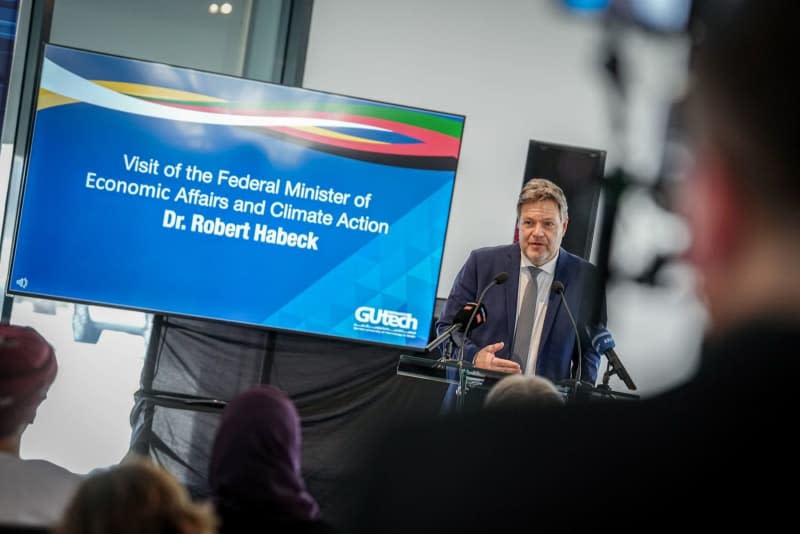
436, 244, 605, 384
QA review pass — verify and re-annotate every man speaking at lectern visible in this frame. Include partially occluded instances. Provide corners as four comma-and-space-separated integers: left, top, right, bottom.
437, 178, 605, 384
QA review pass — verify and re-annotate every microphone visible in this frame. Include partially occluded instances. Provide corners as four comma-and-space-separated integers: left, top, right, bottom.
457, 302, 488, 335
425, 302, 487, 353
457, 272, 509, 362
551, 281, 584, 384
588, 326, 637, 391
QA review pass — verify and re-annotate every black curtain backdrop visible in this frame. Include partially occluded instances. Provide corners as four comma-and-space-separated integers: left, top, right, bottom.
129, 315, 448, 527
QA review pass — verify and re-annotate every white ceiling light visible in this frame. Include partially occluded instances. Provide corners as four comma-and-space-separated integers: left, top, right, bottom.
221, 2, 233, 15
208, 3, 219, 14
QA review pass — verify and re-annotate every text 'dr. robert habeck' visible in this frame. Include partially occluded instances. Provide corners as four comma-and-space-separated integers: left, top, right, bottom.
161, 209, 319, 251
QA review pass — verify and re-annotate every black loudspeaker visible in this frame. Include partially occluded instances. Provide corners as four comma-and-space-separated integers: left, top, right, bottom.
521, 140, 606, 260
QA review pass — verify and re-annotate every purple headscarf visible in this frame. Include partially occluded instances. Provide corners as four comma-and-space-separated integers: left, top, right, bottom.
209, 386, 319, 522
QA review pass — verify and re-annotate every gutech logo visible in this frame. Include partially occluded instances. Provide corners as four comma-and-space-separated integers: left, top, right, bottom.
353, 306, 419, 338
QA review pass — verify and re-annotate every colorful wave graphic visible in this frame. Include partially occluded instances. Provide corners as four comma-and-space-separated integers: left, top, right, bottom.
38, 58, 464, 170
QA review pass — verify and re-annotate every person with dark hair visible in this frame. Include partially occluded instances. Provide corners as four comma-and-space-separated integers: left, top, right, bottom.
348, 3, 800, 531
0, 325, 82, 528
437, 178, 606, 384
55, 458, 216, 534
208, 386, 333, 534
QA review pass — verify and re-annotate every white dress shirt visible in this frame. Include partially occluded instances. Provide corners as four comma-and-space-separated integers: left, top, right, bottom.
516, 250, 558, 375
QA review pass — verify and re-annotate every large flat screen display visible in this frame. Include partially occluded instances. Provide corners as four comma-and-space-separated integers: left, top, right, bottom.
8, 44, 464, 349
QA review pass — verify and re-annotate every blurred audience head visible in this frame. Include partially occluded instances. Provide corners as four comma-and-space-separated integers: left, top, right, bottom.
684, 2, 800, 333
0, 325, 57, 446
209, 386, 319, 525
56, 458, 215, 534
484, 374, 564, 409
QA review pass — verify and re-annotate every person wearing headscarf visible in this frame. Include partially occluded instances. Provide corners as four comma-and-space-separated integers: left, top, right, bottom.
208, 385, 333, 533
0, 324, 83, 528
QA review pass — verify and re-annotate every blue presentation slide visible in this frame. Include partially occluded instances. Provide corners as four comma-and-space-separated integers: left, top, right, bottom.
9, 44, 465, 349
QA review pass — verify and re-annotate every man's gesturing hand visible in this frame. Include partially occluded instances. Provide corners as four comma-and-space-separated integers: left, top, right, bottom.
473, 341, 521, 373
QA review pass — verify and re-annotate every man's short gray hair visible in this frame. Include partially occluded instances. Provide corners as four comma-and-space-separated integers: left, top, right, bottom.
517, 178, 568, 221
484, 374, 565, 409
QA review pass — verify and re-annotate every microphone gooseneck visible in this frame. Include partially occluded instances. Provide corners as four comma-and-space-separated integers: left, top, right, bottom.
457, 272, 509, 363
552, 281, 583, 383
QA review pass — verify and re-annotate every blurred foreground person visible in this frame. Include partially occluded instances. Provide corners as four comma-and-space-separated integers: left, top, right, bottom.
348, 3, 800, 532
209, 386, 334, 534
484, 374, 564, 409
55, 458, 215, 534
0, 325, 82, 528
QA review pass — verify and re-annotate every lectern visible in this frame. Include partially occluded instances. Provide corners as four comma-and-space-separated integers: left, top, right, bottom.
397, 354, 638, 411
397, 354, 516, 411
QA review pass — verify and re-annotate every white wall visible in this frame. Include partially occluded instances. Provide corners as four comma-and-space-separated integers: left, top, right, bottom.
304, 0, 704, 395
304, 0, 612, 295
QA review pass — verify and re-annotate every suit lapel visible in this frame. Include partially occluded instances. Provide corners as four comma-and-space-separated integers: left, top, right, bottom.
539, 249, 574, 359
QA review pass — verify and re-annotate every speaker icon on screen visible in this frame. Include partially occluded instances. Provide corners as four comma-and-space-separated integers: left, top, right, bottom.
16, 277, 28, 289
